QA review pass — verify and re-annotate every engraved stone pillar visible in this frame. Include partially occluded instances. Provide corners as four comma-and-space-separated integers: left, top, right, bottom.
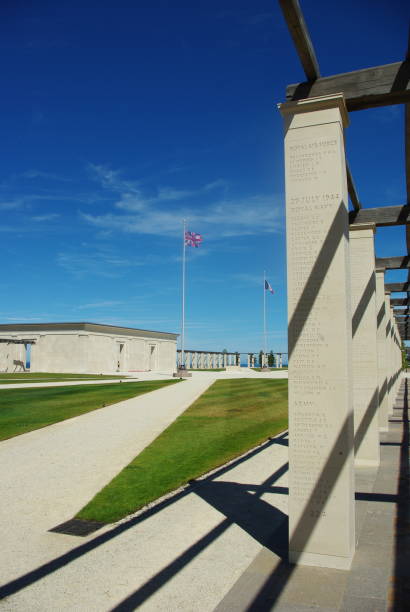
280, 94, 355, 569
349, 225, 380, 467
375, 269, 389, 432
389, 303, 395, 414
385, 293, 393, 415
390, 306, 397, 407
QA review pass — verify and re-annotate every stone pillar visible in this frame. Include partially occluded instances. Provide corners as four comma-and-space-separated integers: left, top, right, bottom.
375, 269, 389, 432
280, 94, 354, 569
384, 293, 393, 415
394, 319, 398, 394
349, 224, 380, 468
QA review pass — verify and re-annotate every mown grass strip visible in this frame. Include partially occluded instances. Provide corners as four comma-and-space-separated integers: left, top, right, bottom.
0, 372, 128, 384
77, 378, 288, 524
0, 380, 180, 441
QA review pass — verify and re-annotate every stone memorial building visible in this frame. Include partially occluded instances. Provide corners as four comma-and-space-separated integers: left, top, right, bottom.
0, 322, 178, 373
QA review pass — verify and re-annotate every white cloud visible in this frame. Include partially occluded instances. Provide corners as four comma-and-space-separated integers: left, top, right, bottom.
83, 163, 282, 239
81, 195, 281, 238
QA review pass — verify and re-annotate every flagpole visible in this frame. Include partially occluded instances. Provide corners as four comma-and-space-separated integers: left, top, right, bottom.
181, 219, 186, 368
263, 270, 267, 361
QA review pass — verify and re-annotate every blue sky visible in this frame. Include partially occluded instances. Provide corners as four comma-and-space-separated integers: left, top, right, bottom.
1, 0, 409, 355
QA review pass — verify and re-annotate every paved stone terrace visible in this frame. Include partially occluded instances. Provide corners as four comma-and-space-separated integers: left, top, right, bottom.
216, 376, 410, 611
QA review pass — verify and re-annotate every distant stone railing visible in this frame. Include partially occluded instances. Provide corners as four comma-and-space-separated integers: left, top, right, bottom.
176, 350, 287, 369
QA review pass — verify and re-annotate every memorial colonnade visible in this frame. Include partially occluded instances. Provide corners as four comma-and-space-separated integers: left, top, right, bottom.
280, 92, 403, 570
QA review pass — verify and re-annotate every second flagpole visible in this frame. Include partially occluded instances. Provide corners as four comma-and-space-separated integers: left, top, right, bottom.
263, 270, 267, 363
181, 218, 186, 369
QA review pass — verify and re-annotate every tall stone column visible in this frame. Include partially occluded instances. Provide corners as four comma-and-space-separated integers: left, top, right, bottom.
280, 94, 355, 569
384, 293, 393, 415
349, 225, 380, 467
375, 269, 389, 432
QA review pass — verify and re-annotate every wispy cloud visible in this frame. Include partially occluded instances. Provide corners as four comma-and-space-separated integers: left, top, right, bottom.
81, 195, 281, 238
88, 163, 141, 193
76, 300, 124, 310
232, 272, 265, 286
0, 199, 24, 210
89, 163, 228, 209
57, 247, 148, 278
31, 213, 60, 222
21, 170, 73, 182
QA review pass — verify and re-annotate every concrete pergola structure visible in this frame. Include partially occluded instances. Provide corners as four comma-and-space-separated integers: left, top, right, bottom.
278, 0, 407, 571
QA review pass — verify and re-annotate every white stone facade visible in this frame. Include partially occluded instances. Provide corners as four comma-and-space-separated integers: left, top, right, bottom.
0, 323, 178, 374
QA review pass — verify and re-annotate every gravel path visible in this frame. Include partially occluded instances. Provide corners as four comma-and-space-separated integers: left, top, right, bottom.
0, 369, 288, 611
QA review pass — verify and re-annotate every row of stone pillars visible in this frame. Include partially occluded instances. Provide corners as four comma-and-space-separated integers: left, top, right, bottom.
177, 351, 239, 369
280, 93, 402, 569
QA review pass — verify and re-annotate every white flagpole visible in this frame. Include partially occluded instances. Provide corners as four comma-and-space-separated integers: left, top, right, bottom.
263, 270, 267, 363
181, 219, 186, 368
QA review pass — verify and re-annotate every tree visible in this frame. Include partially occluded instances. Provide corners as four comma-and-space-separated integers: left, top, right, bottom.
268, 350, 274, 367
258, 350, 263, 367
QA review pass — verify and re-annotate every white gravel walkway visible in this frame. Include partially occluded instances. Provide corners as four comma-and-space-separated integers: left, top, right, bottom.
0, 369, 288, 611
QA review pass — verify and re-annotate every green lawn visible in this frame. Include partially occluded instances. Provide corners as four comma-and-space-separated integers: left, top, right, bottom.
0, 372, 128, 385
0, 379, 180, 441
77, 377, 288, 524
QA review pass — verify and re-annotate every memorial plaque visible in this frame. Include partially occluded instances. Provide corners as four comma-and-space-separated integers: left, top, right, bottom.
350, 226, 380, 467
280, 94, 355, 569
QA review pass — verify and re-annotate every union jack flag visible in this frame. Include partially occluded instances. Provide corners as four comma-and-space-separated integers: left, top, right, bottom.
185, 231, 203, 247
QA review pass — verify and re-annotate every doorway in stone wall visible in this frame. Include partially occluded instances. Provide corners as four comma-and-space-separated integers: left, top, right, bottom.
148, 344, 157, 370
25, 343, 32, 370
117, 343, 125, 371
